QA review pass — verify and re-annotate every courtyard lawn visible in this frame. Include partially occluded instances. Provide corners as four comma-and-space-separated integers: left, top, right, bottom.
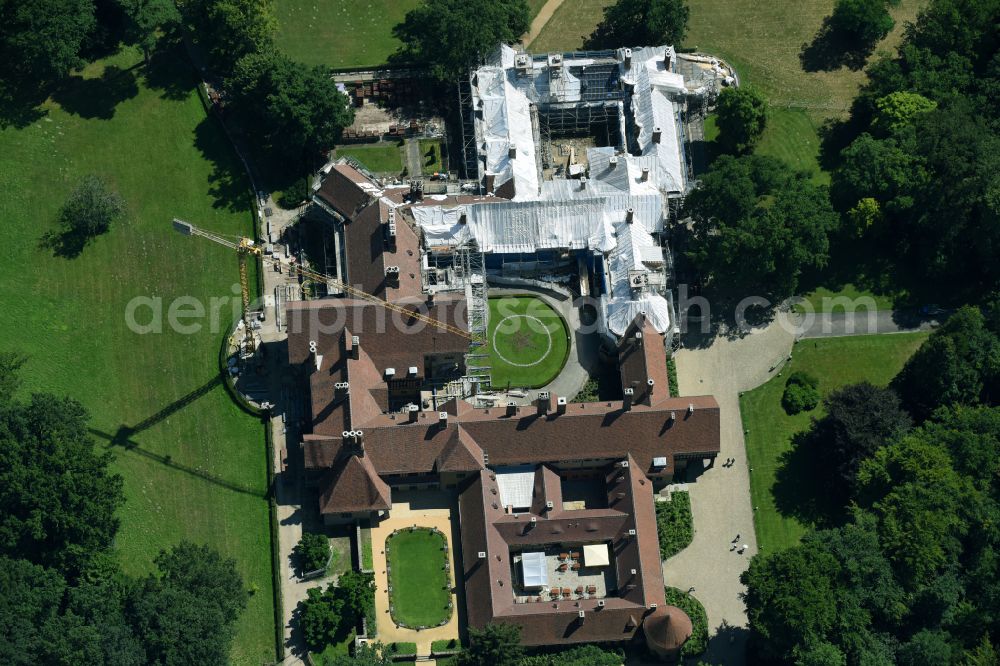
386, 529, 451, 628
487, 296, 570, 389
740, 333, 928, 554
275, 0, 423, 69
336, 142, 405, 175
0, 47, 274, 664
754, 109, 828, 184
419, 138, 444, 174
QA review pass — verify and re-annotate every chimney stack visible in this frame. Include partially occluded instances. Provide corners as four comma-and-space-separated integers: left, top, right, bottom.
536, 391, 551, 415
652, 126, 662, 144
626, 207, 634, 223
407, 404, 420, 423
623, 48, 632, 68
647, 378, 655, 397
623, 387, 634, 411
688, 403, 695, 414
609, 155, 618, 169
641, 167, 650, 182
579, 176, 588, 191
506, 401, 518, 417
438, 411, 448, 425
350, 334, 361, 360
508, 145, 517, 159
556, 396, 567, 415
334, 382, 350, 400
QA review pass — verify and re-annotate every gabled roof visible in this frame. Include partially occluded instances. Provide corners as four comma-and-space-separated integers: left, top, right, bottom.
618, 313, 671, 405
436, 426, 485, 472
318, 454, 391, 514
315, 164, 377, 219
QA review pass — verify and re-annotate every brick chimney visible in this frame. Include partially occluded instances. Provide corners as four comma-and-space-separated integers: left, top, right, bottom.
536, 391, 551, 415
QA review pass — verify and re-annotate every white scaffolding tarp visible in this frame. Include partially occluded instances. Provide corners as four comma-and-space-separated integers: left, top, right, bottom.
495, 466, 536, 510
520, 551, 548, 588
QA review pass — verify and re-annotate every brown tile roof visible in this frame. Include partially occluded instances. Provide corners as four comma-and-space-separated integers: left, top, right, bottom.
644, 606, 693, 655
342, 200, 422, 300
456, 461, 673, 647
315, 164, 377, 219
435, 426, 485, 472
287, 296, 470, 379
318, 454, 391, 514
618, 314, 671, 405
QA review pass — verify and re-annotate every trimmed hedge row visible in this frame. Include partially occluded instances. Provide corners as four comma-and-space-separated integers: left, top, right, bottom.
656, 491, 694, 559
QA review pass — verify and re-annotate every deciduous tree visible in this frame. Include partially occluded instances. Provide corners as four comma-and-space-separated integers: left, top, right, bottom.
830, 0, 895, 47
392, 0, 529, 81
119, 0, 180, 63
459, 623, 524, 666
715, 85, 768, 154
226, 49, 354, 166
587, 0, 689, 49
683, 155, 838, 302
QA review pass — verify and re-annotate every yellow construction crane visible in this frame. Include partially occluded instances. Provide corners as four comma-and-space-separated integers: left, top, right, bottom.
172, 219, 474, 344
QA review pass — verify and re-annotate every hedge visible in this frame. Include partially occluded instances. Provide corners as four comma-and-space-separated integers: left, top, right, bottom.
656, 491, 694, 559
664, 587, 708, 658
391, 642, 417, 655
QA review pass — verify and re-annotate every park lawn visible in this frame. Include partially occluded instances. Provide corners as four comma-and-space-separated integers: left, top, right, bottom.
528, 0, 614, 52
487, 296, 570, 389
794, 283, 898, 313
336, 142, 405, 174
275, 0, 422, 69
0, 47, 274, 664
740, 333, 928, 554
419, 138, 444, 174
754, 109, 828, 184
386, 529, 451, 627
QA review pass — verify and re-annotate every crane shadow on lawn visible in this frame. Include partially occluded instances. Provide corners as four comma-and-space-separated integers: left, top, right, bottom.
89, 373, 266, 499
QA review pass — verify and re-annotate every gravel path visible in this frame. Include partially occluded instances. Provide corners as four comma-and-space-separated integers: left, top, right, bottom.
663, 314, 796, 664
523, 0, 568, 46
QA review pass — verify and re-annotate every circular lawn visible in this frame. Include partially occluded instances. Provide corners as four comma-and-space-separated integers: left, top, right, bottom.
386, 528, 452, 628
487, 296, 570, 389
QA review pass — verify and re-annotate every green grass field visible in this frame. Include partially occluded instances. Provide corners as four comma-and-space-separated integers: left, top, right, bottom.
419, 138, 443, 174
487, 296, 570, 389
0, 47, 274, 664
386, 529, 451, 627
793, 283, 898, 313
275, 0, 423, 69
740, 333, 928, 554
336, 142, 405, 174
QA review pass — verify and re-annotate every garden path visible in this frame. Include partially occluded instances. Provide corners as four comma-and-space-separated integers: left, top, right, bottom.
370, 492, 460, 657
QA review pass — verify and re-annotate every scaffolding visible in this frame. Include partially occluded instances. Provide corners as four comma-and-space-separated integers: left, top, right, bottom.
456, 78, 481, 181
456, 239, 491, 392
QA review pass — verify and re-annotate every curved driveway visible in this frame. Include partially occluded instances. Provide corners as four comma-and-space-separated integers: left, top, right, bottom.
663, 314, 796, 664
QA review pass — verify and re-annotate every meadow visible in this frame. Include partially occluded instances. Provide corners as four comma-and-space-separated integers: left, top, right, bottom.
740, 333, 928, 553
0, 47, 275, 664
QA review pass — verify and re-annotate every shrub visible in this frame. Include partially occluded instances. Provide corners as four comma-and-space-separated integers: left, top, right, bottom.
667, 355, 679, 396
295, 532, 330, 573
783, 383, 821, 415
277, 178, 310, 209
783, 371, 820, 414
656, 492, 694, 559
786, 371, 819, 389
663, 587, 708, 658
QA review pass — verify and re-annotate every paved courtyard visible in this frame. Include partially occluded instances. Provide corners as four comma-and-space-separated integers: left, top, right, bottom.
662, 315, 796, 664
370, 491, 460, 657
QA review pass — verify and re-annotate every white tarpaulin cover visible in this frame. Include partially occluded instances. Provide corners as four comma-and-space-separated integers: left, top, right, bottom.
495, 466, 536, 510
583, 543, 610, 567
520, 551, 548, 588
415, 44, 692, 338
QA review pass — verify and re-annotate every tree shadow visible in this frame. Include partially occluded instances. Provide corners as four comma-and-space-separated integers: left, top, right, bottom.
87, 374, 267, 499
50, 64, 140, 120
772, 429, 848, 529
800, 17, 876, 72
143, 39, 197, 102
39, 221, 110, 259
0, 84, 49, 129
193, 116, 254, 213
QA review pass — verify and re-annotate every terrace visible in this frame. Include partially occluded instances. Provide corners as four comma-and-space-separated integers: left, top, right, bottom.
510, 543, 617, 604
